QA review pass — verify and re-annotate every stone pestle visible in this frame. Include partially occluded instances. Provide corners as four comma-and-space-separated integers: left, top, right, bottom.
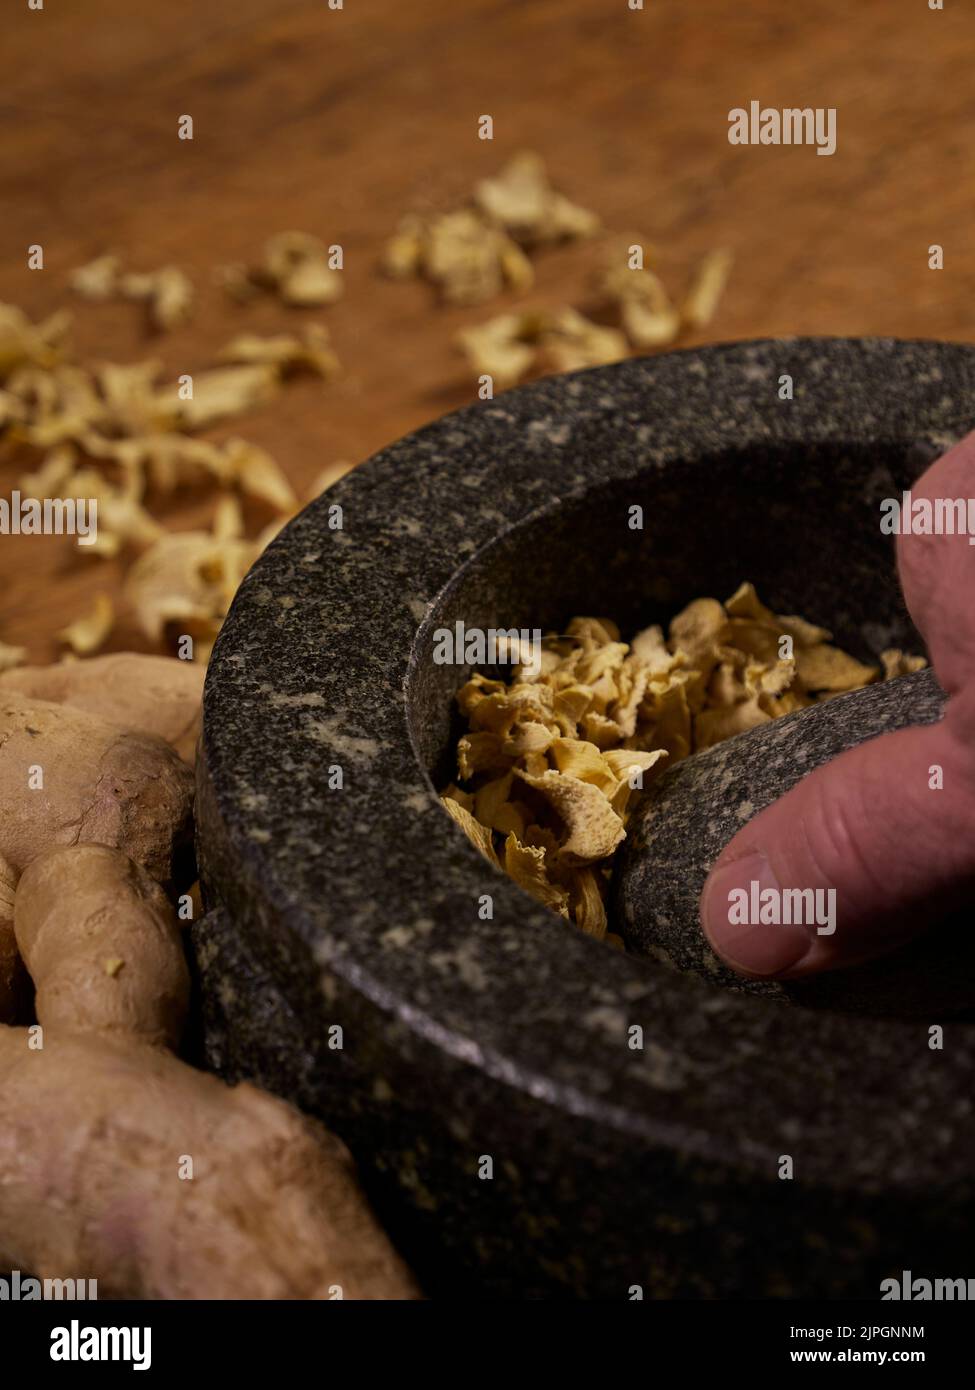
612, 667, 975, 1019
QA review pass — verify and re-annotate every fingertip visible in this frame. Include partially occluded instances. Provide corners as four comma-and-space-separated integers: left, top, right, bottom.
701, 851, 815, 979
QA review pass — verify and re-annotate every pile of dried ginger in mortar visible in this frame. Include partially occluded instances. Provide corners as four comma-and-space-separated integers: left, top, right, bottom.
441, 582, 925, 948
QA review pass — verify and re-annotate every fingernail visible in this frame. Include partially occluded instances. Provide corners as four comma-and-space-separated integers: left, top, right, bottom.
701, 852, 813, 978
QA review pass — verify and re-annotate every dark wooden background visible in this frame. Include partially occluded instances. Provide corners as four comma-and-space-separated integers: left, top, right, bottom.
2, 0, 973, 660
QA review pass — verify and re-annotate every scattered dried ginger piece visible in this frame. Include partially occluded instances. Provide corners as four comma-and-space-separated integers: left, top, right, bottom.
455, 312, 539, 389
457, 306, 626, 388
70, 256, 194, 331
384, 152, 593, 305
0, 284, 317, 665
223, 438, 297, 513
218, 324, 340, 380
0, 641, 27, 674
598, 243, 734, 351
121, 266, 194, 332
306, 460, 352, 499
385, 209, 532, 306
69, 255, 122, 299
221, 232, 343, 308
57, 594, 115, 655
154, 363, 279, 430
535, 308, 628, 376
601, 254, 681, 349
681, 249, 734, 330
124, 530, 262, 655
473, 151, 599, 246
0, 302, 70, 377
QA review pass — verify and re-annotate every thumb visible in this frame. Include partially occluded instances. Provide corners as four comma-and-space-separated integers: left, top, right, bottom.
700, 710, 975, 979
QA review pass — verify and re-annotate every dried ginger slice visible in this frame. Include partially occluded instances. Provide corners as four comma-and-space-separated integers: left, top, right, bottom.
456, 671, 508, 715
764, 688, 814, 717
6, 362, 106, 445
566, 615, 620, 646
94, 359, 168, 435
567, 867, 608, 938
640, 677, 692, 761
469, 683, 553, 736
724, 580, 777, 625
382, 215, 424, 279
57, 593, 114, 655
473, 152, 599, 246
744, 659, 796, 701
455, 311, 540, 390
604, 748, 668, 817
669, 597, 728, 664
457, 305, 626, 387
444, 584, 925, 951
70, 254, 122, 299
154, 364, 279, 430
727, 583, 832, 648
502, 720, 554, 758
0, 641, 27, 673
424, 209, 532, 305
880, 648, 928, 680
503, 834, 569, 915
631, 624, 683, 677
457, 731, 510, 779
535, 308, 628, 375
681, 249, 734, 330
217, 233, 343, 307
62, 464, 162, 558
473, 772, 518, 833
725, 617, 784, 665
552, 684, 593, 736
211, 494, 244, 544
441, 795, 501, 869
580, 711, 623, 749
223, 439, 297, 513
606, 658, 650, 738
708, 660, 746, 707
602, 260, 681, 349
513, 767, 625, 863
120, 266, 194, 331
795, 644, 878, 693
71, 256, 194, 330
548, 738, 618, 794
124, 531, 257, 648
574, 639, 628, 685
694, 696, 771, 750
0, 302, 70, 376
218, 325, 340, 380
441, 783, 474, 814
20, 444, 77, 499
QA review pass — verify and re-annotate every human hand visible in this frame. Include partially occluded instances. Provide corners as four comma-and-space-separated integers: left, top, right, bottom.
700, 432, 975, 978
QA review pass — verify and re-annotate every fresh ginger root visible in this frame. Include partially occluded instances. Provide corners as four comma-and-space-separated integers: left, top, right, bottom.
0, 654, 205, 764
0, 691, 194, 885
14, 844, 190, 1048
1, 844, 419, 1299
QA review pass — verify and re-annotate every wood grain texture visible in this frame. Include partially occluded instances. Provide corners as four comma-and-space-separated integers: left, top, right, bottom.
1, 0, 973, 660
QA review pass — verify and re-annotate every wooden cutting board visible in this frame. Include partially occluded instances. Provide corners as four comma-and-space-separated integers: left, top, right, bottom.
2, 0, 972, 661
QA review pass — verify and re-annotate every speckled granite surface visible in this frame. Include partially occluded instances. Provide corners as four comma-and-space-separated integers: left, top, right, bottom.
195, 339, 975, 1298
616, 667, 975, 1018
